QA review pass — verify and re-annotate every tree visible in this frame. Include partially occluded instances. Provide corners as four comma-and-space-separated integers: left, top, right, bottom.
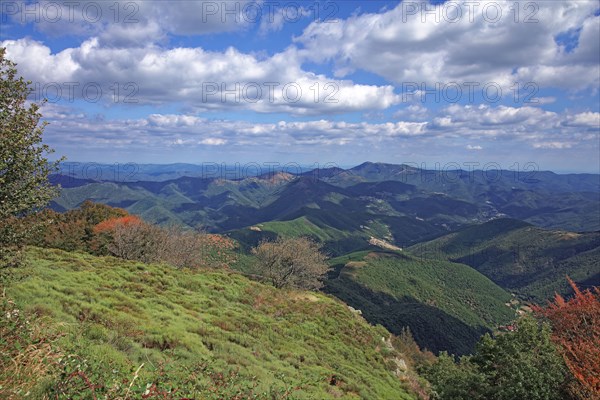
421, 352, 486, 400
422, 316, 569, 400
92, 215, 145, 256
252, 237, 329, 290
100, 216, 162, 263
0, 47, 62, 265
534, 278, 600, 398
472, 316, 568, 400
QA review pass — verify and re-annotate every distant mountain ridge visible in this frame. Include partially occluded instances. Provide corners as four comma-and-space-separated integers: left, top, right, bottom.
50, 162, 600, 238
58, 161, 600, 190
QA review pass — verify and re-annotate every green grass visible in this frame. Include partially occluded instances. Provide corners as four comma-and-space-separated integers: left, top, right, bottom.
2, 247, 418, 399
259, 217, 353, 242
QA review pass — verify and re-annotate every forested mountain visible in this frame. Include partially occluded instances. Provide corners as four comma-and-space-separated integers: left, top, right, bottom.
325, 250, 515, 355
409, 219, 600, 301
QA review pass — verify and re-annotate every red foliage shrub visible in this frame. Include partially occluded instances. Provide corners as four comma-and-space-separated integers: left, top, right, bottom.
533, 277, 600, 398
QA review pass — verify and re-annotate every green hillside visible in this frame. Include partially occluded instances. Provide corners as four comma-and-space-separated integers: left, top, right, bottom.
258, 216, 352, 242
1, 247, 420, 399
325, 250, 515, 355
409, 219, 600, 301
227, 210, 444, 257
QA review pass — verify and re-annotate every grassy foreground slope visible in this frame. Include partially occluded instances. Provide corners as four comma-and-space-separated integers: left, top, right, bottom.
409, 219, 600, 301
325, 251, 515, 355
2, 247, 418, 399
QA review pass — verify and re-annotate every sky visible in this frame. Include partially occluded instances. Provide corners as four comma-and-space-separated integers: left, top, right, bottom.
1, 0, 599, 173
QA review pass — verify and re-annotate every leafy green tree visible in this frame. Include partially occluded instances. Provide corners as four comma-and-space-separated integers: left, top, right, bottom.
0, 47, 62, 266
472, 316, 568, 400
422, 316, 569, 400
422, 352, 486, 400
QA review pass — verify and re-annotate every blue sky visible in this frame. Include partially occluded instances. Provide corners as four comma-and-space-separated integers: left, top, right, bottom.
1, 0, 599, 172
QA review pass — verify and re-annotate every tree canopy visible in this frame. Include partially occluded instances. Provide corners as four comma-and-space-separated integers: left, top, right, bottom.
423, 316, 569, 400
0, 47, 62, 265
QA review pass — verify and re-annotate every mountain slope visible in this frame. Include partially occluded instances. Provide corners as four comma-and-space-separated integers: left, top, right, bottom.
324, 250, 515, 355
409, 219, 600, 301
3, 247, 419, 399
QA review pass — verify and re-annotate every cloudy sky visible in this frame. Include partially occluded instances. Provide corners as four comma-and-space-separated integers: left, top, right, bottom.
1, 0, 599, 172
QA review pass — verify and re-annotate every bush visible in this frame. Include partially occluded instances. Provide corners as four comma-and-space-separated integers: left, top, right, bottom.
534, 278, 600, 398
93, 215, 238, 268
104, 216, 161, 263
23, 201, 128, 253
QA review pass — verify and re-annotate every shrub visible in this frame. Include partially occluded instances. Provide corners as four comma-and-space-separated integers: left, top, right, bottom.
92, 215, 238, 269
534, 278, 600, 398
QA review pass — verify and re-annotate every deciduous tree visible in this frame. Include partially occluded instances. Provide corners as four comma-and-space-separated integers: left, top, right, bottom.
472, 316, 568, 400
252, 237, 329, 290
0, 48, 62, 266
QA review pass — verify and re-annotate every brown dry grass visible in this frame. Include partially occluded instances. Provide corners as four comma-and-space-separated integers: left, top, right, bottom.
0, 294, 64, 399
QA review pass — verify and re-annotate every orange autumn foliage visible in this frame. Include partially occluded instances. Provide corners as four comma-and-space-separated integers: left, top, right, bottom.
93, 215, 144, 234
533, 277, 600, 398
